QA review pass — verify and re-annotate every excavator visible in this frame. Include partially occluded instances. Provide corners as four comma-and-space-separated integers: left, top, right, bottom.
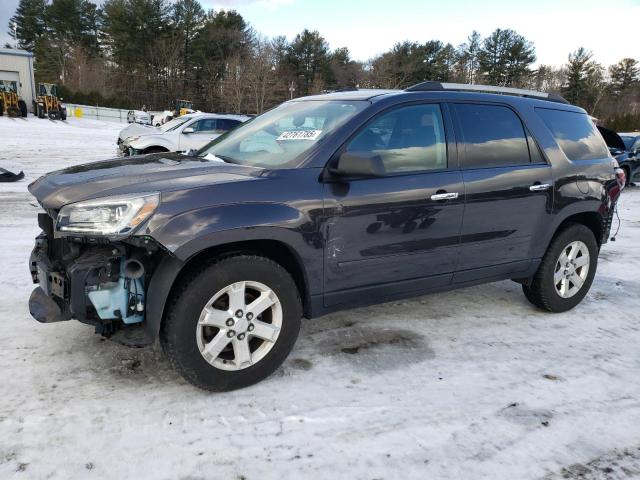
34, 83, 67, 120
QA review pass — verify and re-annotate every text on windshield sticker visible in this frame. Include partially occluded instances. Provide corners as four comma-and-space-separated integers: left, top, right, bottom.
276, 130, 322, 141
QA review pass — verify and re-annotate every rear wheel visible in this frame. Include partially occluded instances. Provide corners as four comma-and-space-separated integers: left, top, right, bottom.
60, 108, 67, 120
161, 255, 302, 391
0, 100, 4, 116
37, 104, 45, 118
523, 224, 598, 312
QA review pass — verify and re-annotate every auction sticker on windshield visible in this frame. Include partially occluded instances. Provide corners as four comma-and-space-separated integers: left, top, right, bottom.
277, 130, 322, 141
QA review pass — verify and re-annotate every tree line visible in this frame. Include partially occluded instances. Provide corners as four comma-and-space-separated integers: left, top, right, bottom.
6, 0, 640, 128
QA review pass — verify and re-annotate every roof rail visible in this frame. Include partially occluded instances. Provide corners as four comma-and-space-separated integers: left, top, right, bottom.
405, 81, 569, 104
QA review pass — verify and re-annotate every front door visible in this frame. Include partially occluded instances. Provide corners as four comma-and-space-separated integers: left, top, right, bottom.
179, 118, 222, 151
323, 103, 464, 307
449, 102, 553, 282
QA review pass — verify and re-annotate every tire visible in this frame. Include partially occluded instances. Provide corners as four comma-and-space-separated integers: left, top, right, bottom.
523, 224, 598, 312
48, 109, 59, 120
60, 108, 67, 121
160, 255, 302, 391
37, 105, 45, 119
0, 100, 3, 116
7, 106, 20, 118
18, 100, 27, 117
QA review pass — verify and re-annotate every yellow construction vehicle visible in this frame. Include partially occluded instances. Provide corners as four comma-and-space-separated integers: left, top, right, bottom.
0, 81, 27, 118
172, 99, 194, 117
34, 83, 67, 120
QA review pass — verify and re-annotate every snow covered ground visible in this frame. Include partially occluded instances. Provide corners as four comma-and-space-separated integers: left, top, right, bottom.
1, 115, 640, 479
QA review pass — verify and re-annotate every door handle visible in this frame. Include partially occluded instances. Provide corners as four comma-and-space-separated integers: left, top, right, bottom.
430, 192, 459, 201
529, 183, 551, 192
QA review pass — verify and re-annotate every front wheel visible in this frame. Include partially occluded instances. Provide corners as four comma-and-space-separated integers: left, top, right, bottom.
161, 255, 302, 391
523, 224, 598, 312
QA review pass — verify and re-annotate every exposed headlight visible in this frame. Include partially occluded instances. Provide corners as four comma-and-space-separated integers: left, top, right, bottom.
126, 136, 141, 144
56, 193, 159, 236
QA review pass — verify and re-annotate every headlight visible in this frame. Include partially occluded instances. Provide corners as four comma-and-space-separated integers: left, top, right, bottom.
126, 136, 140, 144
56, 193, 159, 236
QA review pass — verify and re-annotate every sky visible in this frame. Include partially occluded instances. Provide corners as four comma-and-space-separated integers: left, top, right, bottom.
1, 0, 639, 66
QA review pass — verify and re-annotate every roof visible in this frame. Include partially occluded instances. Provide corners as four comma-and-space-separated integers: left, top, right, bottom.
293, 83, 576, 109
294, 89, 399, 101
0, 48, 34, 58
186, 112, 251, 120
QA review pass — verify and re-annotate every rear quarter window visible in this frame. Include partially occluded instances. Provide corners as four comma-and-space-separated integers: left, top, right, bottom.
536, 108, 609, 161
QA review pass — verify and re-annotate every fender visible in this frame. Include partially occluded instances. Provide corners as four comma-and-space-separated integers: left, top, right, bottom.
142, 202, 323, 342
533, 199, 608, 260
130, 135, 174, 152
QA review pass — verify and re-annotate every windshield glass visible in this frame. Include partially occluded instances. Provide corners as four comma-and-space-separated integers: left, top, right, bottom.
160, 116, 191, 132
198, 100, 368, 168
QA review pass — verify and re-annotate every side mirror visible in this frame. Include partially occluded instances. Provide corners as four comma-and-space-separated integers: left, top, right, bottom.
183, 127, 195, 134
330, 151, 386, 178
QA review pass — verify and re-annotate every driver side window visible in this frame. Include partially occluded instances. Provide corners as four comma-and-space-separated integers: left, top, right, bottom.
192, 119, 217, 133
346, 104, 447, 174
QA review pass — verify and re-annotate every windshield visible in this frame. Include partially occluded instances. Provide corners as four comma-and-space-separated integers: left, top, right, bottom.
620, 136, 635, 150
198, 100, 368, 168
160, 116, 191, 132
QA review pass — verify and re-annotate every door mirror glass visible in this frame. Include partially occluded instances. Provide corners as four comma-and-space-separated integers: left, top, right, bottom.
183, 127, 195, 134
332, 151, 386, 178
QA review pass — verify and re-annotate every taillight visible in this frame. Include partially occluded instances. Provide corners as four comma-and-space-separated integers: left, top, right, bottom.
615, 168, 626, 189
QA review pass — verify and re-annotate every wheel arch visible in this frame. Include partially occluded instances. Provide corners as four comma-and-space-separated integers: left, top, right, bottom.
144, 238, 312, 343
551, 211, 605, 248
142, 145, 170, 154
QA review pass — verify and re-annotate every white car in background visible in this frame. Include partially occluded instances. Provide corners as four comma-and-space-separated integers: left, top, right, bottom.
119, 113, 250, 156
126, 110, 152, 125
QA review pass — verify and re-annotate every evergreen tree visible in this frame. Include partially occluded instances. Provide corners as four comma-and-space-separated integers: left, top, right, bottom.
102, 0, 171, 70
172, 0, 205, 86
609, 58, 639, 94
286, 29, 330, 95
8, 0, 47, 52
563, 47, 596, 104
478, 28, 535, 86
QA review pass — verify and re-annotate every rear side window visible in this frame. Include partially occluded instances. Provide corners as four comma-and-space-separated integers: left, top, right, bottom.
536, 108, 609, 160
453, 104, 530, 169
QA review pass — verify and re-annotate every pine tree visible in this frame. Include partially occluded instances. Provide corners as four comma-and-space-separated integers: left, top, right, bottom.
563, 48, 595, 104
286, 30, 330, 95
172, 0, 205, 87
609, 58, 639, 95
8, 0, 47, 52
478, 28, 535, 87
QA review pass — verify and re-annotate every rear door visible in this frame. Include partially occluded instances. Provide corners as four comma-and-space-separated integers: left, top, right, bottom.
323, 102, 464, 306
450, 102, 553, 282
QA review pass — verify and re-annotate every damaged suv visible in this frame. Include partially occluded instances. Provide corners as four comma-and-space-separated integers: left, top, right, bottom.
28, 82, 624, 391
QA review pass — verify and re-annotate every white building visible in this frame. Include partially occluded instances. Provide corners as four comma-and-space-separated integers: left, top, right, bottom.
0, 48, 36, 112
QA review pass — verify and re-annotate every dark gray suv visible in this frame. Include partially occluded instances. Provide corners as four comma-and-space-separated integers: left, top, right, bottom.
28, 82, 624, 390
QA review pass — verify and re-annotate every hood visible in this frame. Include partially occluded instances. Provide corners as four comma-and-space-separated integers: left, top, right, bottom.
28, 152, 263, 210
118, 123, 157, 141
597, 125, 626, 152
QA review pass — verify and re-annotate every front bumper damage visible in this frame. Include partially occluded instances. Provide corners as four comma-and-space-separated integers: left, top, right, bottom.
28, 212, 166, 346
